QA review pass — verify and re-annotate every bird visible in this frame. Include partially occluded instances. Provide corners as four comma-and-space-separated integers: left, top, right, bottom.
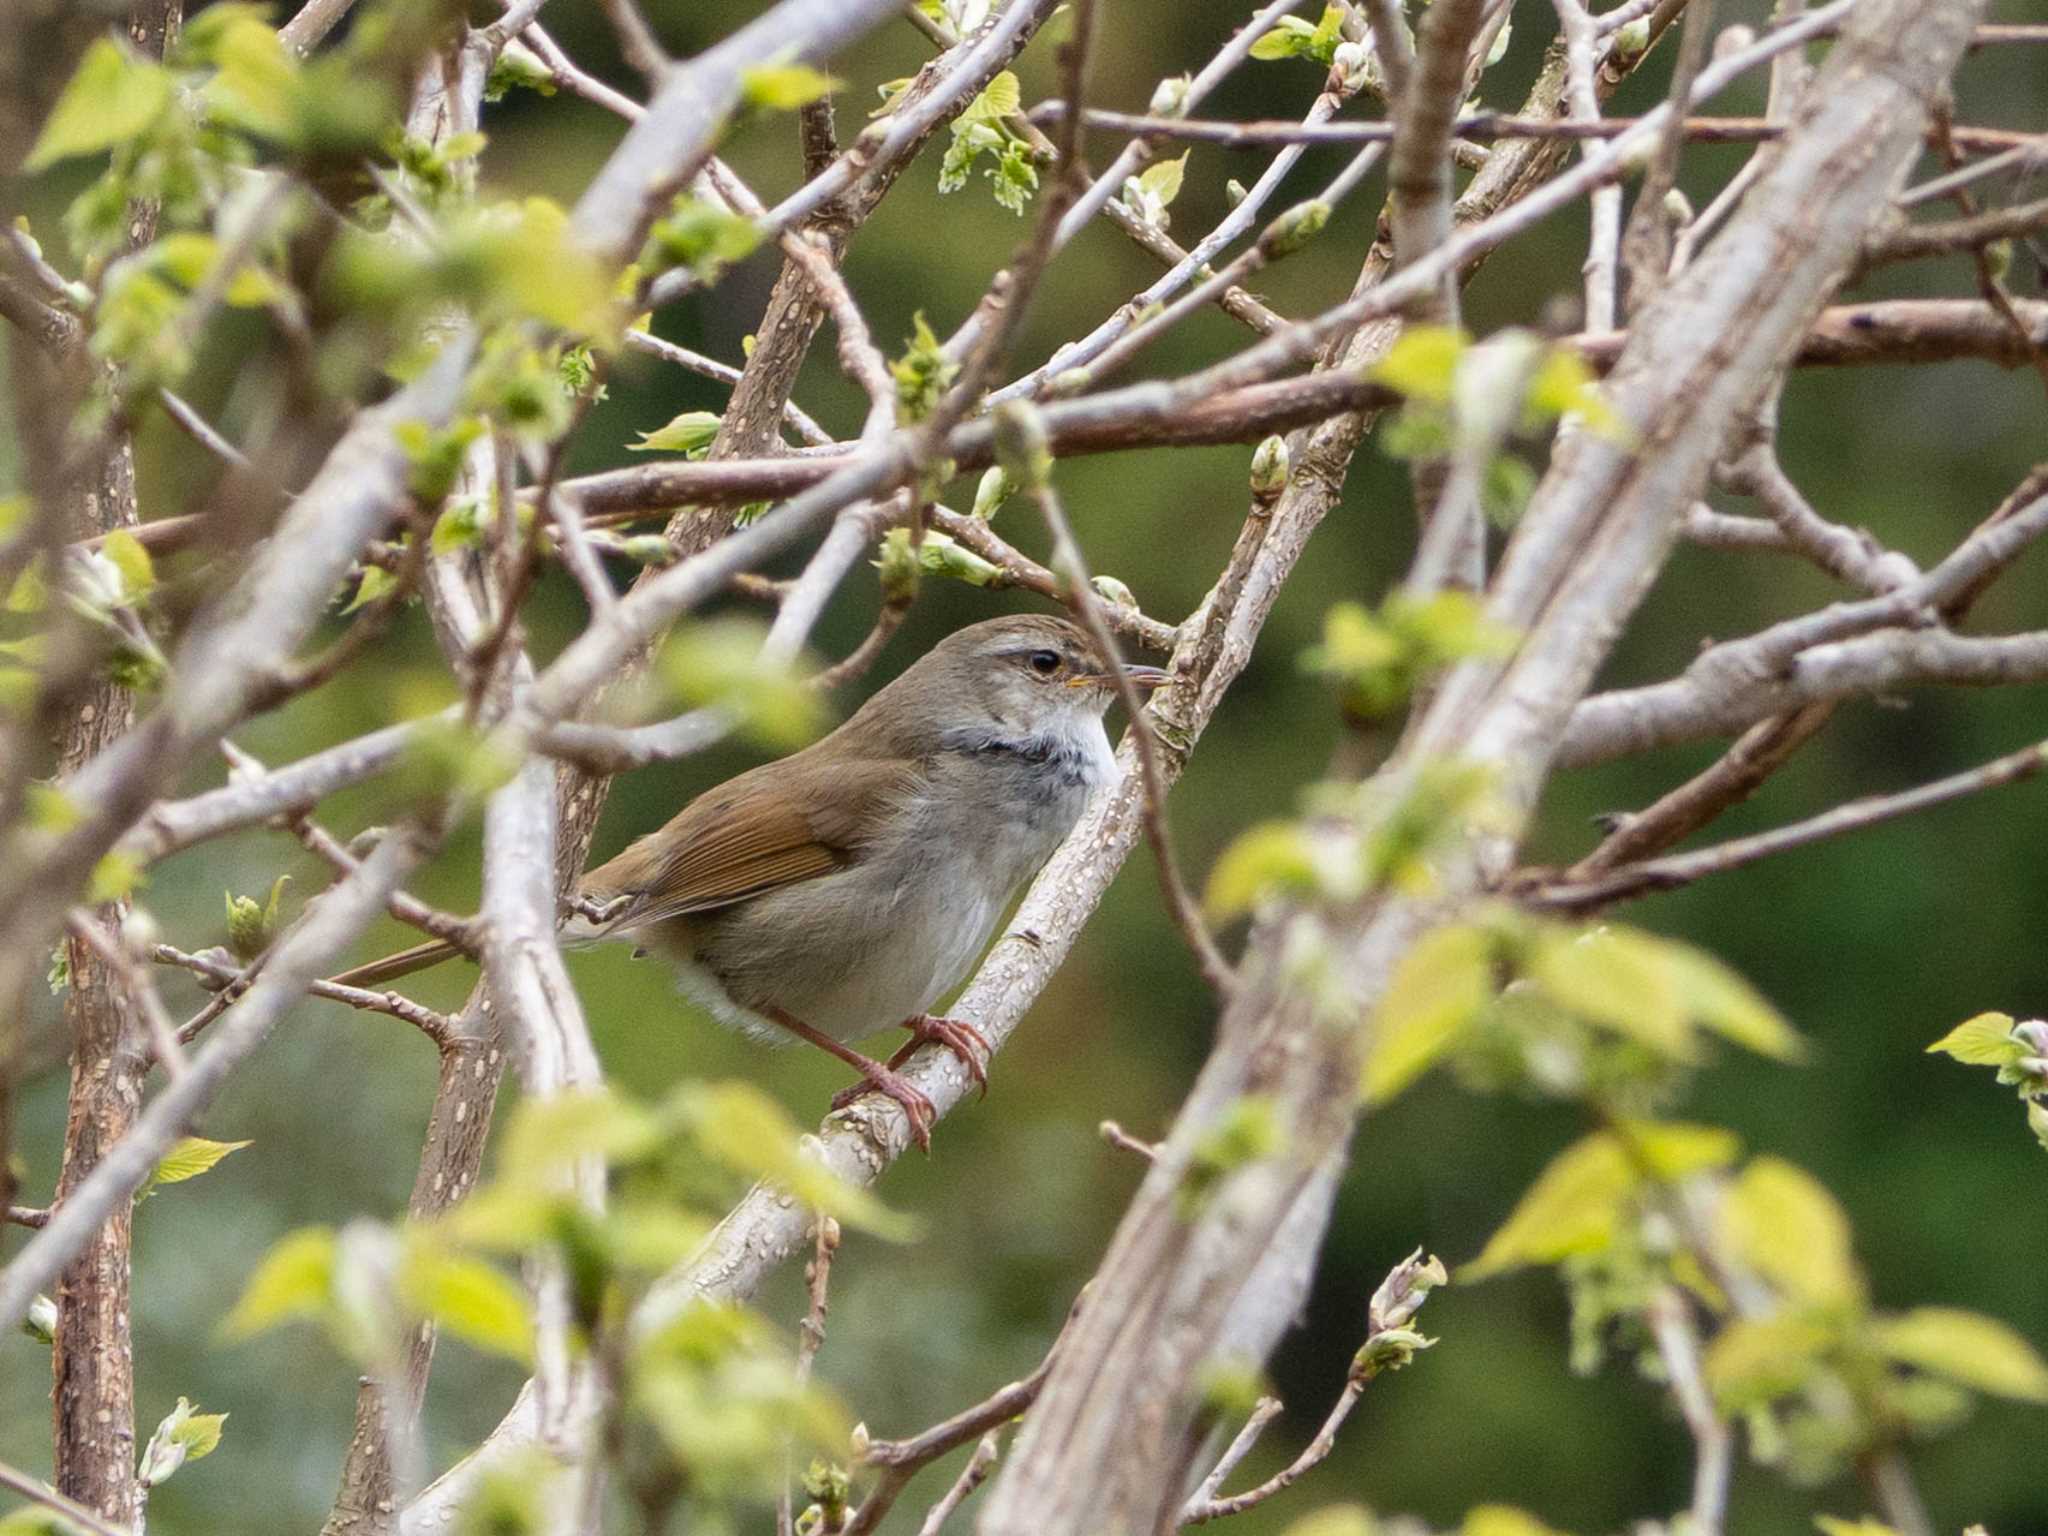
329, 612, 1168, 1147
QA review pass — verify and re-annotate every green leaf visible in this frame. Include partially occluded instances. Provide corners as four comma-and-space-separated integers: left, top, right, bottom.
674, 1081, 917, 1240
100, 530, 156, 604
399, 1248, 534, 1365
890, 311, 959, 422
1873, 1306, 2048, 1403
1135, 152, 1188, 209
1249, 14, 1320, 60
1179, 1096, 1284, 1215
1463, 1508, 1574, 1536
1370, 327, 1470, 406
1465, 1133, 1634, 1279
499, 1088, 663, 1186
1927, 1012, 2027, 1068
341, 564, 397, 615
26, 38, 174, 170
1706, 1314, 1837, 1411
1618, 1119, 1740, 1181
1363, 924, 1492, 1103
1524, 347, 1627, 439
203, 13, 303, 144
221, 1227, 336, 1338
1528, 925, 1692, 1059
137, 1395, 228, 1488
658, 617, 829, 752
138, 1136, 251, 1203
645, 197, 763, 282
87, 850, 143, 905
960, 70, 1022, 124
1204, 821, 1320, 922
628, 409, 722, 455
1815, 1519, 1899, 1536
740, 61, 841, 111
1664, 941, 1803, 1061
1717, 1156, 1864, 1308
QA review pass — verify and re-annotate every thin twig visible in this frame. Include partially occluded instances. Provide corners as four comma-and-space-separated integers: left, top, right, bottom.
779, 1216, 841, 1536
1181, 1379, 1367, 1524
1182, 1396, 1285, 1513
152, 943, 458, 1047
914, 1433, 1000, 1536
64, 909, 188, 1081
0, 1458, 132, 1536
1019, 423, 1235, 996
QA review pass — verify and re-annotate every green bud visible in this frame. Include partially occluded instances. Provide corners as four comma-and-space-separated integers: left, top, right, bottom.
1661, 188, 1694, 226
1250, 435, 1290, 500
1148, 73, 1191, 116
23, 1293, 58, 1343
1091, 574, 1136, 609
970, 465, 1013, 520
1259, 198, 1330, 259
1352, 1325, 1436, 1379
991, 400, 1054, 491
1225, 178, 1249, 208
1368, 1247, 1448, 1332
874, 528, 922, 603
1612, 17, 1651, 58
617, 535, 676, 566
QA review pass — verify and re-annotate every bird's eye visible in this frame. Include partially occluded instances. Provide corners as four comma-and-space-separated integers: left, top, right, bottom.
1028, 649, 1061, 676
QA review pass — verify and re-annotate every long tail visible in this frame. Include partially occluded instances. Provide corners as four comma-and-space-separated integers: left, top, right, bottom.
327, 938, 465, 989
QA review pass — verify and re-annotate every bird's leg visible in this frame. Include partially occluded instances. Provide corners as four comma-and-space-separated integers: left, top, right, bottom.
883, 1014, 991, 1099
764, 1006, 937, 1151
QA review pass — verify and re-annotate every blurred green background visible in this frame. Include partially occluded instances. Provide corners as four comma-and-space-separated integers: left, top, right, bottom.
5, 0, 2048, 1531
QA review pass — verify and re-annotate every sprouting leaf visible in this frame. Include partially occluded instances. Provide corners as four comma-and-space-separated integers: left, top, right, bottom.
1525, 347, 1627, 439
1873, 1306, 2048, 1403
399, 1248, 534, 1364
1815, 1519, 1900, 1536
499, 1088, 663, 1186
1705, 1313, 1837, 1411
740, 61, 841, 111
960, 70, 1022, 124
1204, 821, 1321, 923
1136, 152, 1188, 209
658, 616, 829, 752
87, 851, 143, 905
874, 528, 1002, 596
1465, 1133, 1635, 1279
137, 1136, 252, 1203
1617, 1119, 1740, 1181
137, 1396, 228, 1488
1717, 1155, 1864, 1308
1463, 1508, 1575, 1536
341, 564, 397, 615
628, 410, 722, 456
1927, 1012, 2028, 1068
1363, 924, 1493, 1103
1179, 1096, 1284, 1216
221, 1227, 336, 1338
1528, 925, 1692, 1060
1663, 941, 1803, 1061
1250, 8, 1344, 65
1371, 326, 1470, 405
645, 197, 763, 282
890, 312, 958, 422
100, 530, 156, 604
673, 1080, 917, 1240
224, 875, 290, 960
26, 38, 175, 170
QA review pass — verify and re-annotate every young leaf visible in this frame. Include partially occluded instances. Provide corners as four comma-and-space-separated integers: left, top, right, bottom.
1528, 925, 1692, 1059
340, 564, 397, 615
26, 38, 174, 170
1204, 821, 1320, 922
138, 1136, 252, 1202
1814, 1520, 1900, 1536
674, 1080, 917, 1239
1463, 1508, 1575, 1536
628, 410, 722, 455
1705, 1314, 1837, 1411
1136, 151, 1188, 209
137, 1396, 228, 1488
399, 1248, 534, 1365
1927, 1012, 2028, 1068
1717, 1155, 1864, 1308
960, 70, 1022, 124
1363, 924, 1492, 1104
221, 1227, 337, 1338
1873, 1306, 2048, 1403
1369, 326, 1470, 406
1465, 1133, 1635, 1279
99, 530, 156, 605
1664, 941, 1803, 1061
741, 62, 841, 111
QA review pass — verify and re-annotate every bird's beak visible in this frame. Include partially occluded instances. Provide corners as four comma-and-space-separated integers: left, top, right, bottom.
1067, 664, 1171, 692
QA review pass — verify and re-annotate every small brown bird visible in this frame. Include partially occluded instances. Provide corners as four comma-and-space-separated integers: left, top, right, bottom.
331, 614, 1167, 1146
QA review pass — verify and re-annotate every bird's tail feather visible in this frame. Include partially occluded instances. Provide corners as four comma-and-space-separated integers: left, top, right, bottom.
327, 938, 464, 990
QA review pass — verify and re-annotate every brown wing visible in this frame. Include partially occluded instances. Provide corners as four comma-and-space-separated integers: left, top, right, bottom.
577, 754, 919, 927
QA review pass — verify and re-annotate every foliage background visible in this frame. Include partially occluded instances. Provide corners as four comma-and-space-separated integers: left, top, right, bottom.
3, 1, 2046, 1531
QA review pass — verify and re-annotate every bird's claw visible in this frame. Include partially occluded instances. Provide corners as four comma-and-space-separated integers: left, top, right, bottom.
830, 1068, 937, 1152
903, 1013, 990, 1098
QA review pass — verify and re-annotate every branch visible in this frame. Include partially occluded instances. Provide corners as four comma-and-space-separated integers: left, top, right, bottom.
0, 830, 433, 1332
1524, 736, 2048, 910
